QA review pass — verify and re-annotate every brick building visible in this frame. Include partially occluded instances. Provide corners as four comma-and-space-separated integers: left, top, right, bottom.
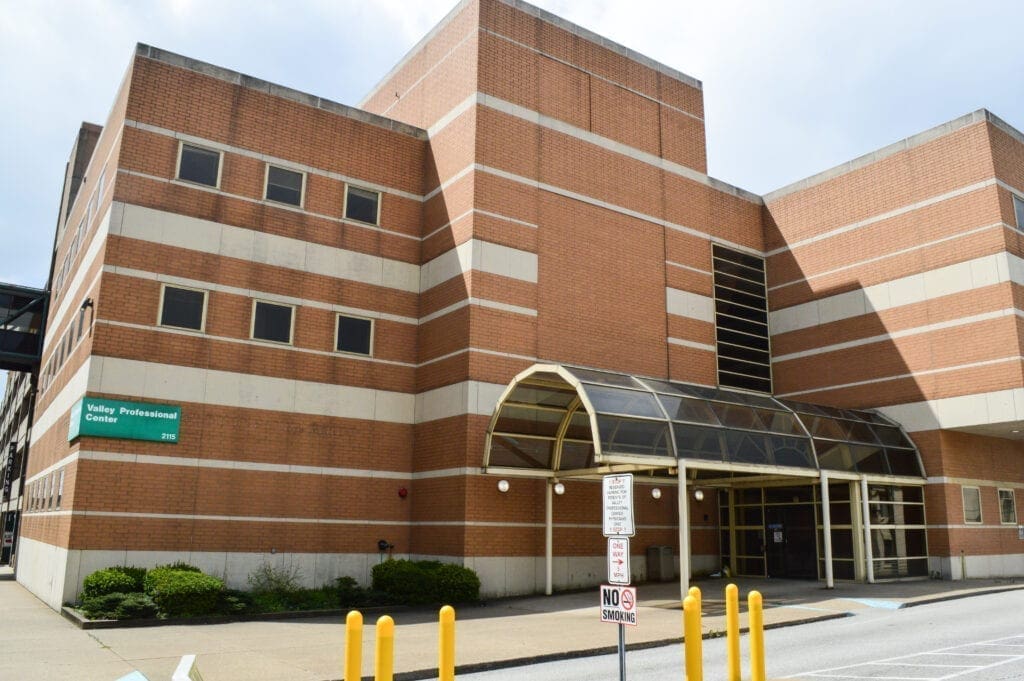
10, 0, 1022, 609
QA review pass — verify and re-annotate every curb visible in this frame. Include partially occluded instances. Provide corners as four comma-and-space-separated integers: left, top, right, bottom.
60, 604, 408, 630
899, 583, 1024, 609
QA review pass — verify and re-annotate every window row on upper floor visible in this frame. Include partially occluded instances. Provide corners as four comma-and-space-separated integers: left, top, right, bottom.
158, 284, 374, 356
176, 143, 382, 225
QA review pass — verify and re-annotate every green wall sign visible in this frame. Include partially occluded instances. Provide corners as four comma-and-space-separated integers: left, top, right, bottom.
68, 397, 181, 443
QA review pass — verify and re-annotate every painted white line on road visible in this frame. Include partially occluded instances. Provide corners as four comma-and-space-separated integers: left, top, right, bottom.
791, 633, 1024, 680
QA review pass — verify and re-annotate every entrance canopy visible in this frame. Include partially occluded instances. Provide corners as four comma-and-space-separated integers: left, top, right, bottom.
0, 283, 47, 373
484, 364, 925, 482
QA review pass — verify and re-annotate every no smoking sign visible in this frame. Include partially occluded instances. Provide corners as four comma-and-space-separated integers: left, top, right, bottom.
600, 585, 638, 626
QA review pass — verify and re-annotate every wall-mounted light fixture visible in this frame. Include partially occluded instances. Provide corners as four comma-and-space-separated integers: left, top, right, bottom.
651, 487, 662, 500
553, 482, 565, 496
693, 489, 705, 502
497, 479, 510, 493
80, 298, 94, 310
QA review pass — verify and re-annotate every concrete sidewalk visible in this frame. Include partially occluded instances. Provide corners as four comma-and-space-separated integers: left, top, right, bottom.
1, 568, 1021, 680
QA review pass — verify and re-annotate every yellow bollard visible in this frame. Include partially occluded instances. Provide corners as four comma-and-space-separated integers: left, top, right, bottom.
683, 594, 703, 681
344, 610, 363, 681
725, 584, 740, 681
375, 615, 394, 681
687, 586, 703, 681
438, 605, 456, 681
749, 590, 765, 681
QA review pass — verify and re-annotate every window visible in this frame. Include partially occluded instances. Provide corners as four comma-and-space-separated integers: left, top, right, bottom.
1014, 195, 1024, 230
56, 469, 64, 509
159, 285, 207, 331
336, 314, 373, 355
177, 143, 221, 187
251, 300, 294, 344
712, 244, 771, 393
344, 185, 380, 225
265, 165, 304, 206
962, 486, 982, 524
999, 489, 1017, 524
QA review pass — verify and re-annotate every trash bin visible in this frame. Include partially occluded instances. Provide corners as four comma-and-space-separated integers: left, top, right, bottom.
646, 545, 674, 582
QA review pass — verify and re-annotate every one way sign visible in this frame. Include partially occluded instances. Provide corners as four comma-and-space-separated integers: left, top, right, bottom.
607, 536, 630, 585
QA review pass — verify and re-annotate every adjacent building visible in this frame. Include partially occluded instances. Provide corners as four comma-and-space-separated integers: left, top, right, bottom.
7, 0, 1022, 609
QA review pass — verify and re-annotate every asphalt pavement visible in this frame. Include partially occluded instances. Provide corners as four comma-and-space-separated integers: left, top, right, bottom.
0, 567, 1021, 681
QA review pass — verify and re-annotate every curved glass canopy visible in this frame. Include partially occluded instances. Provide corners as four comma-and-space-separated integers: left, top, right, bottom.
484, 364, 924, 480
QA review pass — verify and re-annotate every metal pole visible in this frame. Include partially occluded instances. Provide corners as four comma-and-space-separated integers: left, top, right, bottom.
820, 473, 834, 589
860, 477, 874, 583
545, 480, 553, 595
618, 623, 626, 681
677, 464, 690, 600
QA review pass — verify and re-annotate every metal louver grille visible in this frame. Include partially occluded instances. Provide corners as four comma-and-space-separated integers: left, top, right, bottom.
712, 244, 771, 393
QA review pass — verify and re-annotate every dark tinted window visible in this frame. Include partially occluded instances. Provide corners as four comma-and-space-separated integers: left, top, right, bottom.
336, 315, 372, 355
160, 287, 205, 330
178, 144, 220, 187
345, 186, 379, 224
266, 165, 303, 206
253, 301, 292, 343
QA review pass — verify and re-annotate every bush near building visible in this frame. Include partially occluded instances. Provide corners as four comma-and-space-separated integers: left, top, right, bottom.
74, 560, 481, 620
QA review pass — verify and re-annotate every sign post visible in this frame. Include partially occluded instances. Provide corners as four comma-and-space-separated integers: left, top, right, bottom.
602, 473, 635, 681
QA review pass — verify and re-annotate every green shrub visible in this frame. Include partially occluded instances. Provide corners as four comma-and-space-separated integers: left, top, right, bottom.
80, 592, 129, 619
109, 566, 147, 592
114, 593, 158, 619
160, 561, 202, 573
434, 563, 481, 604
82, 568, 138, 599
246, 561, 302, 594
219, 589, 254, 615
286, 586, 338, 611
145, 567, 224, 617
372, 560, 480, 605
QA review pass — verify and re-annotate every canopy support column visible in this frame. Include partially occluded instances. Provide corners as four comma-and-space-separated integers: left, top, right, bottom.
677, 464, 690, 600
820, 473, 834, 589
545, 480, 553, 596
860, 476, 875, 583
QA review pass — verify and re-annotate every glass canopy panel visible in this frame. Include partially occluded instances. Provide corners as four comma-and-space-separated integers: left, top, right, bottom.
674, 424, 726, 462
567, 367, 642, 388
564, 410, 593, 440
724, 431, 770, 465
493, 405, 564, 438
886, 449, 925, 477
845, 420, 882, 445
755, 409, 804, 435
807, 416, 852, 441
709, 402, 763, 430
559, 441, 596, 470
488, 435, 554, 469
584, 385, 664, 418
814, 440, 854, 472
767, 436, 816, 468
848, 444, 889, 474
597, 415, 671, 457
872, 424, 915, 448
655, 394, 720, 426
506, 384, 577, 408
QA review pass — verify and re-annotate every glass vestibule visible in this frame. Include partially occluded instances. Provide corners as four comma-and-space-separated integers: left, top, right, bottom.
719, 481, 928, 581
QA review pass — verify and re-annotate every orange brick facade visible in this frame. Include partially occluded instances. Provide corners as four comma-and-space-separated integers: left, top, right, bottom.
10, 0, 1023, 608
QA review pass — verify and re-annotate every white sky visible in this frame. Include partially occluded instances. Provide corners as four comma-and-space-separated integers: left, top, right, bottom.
1, 0, 1022, 288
